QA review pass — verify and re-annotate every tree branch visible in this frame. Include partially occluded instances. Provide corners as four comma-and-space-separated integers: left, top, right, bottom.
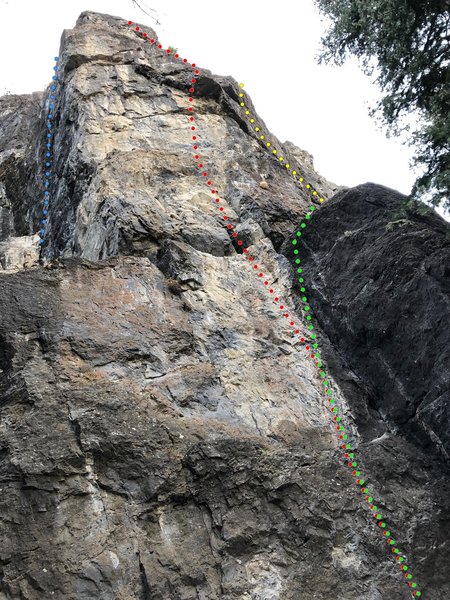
131, 0, 161, 26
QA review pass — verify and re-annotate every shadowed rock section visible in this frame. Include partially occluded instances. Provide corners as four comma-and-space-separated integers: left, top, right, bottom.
0, 10, 449, 600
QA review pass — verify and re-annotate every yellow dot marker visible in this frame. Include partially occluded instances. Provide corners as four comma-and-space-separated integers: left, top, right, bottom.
235, 83, 323, 201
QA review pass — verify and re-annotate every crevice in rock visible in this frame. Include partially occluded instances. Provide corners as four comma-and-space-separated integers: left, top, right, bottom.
68, 407, 84, 453
138, 551, 152, 600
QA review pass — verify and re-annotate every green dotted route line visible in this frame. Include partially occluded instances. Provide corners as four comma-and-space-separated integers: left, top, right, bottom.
290, 208, 421, 597
235, 88, 422, 597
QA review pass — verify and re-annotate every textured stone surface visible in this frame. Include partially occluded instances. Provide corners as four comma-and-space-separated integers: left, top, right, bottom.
0, 234, 40, 271
283, 183, 450, 457
0, 11, 449, 600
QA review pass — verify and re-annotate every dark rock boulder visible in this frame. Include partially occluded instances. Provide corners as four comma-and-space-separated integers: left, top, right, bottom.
283, 183, 450, 458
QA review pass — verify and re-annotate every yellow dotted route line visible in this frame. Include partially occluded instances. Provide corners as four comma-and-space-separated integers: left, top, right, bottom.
238, 83, 326, 203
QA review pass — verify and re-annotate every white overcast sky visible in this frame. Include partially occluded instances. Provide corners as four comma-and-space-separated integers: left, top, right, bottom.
0, 0, 447, 217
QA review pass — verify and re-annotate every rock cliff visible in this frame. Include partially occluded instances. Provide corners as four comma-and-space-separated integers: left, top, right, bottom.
0, 11, 449, 600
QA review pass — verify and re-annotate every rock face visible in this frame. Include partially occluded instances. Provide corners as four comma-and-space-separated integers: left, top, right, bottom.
0, 11, 449, 600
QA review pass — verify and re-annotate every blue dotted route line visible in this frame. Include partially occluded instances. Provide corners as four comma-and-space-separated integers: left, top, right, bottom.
38, 56, 59, 247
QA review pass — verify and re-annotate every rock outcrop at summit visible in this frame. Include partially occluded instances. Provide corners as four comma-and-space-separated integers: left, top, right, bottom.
0, 11, 449, 600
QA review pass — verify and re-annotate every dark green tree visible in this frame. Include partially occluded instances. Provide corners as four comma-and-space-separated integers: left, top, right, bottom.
313, 0, 450, 210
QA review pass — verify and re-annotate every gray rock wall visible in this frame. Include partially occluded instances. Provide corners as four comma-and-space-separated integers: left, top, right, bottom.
0, 11, 448, 600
